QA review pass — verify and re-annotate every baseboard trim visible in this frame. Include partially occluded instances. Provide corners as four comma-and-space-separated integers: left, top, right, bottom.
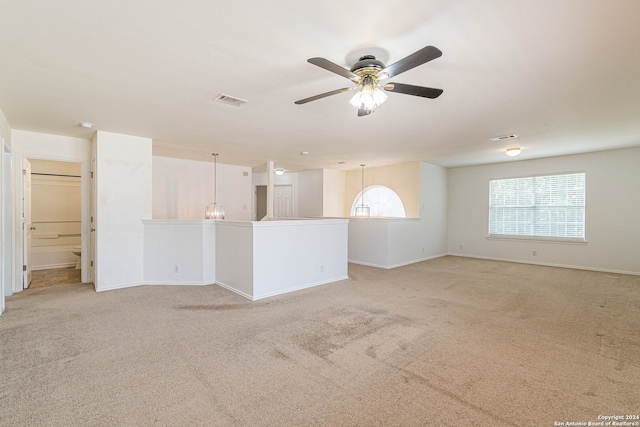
349, 253, 448, 270
216, 275, 350, 301
252, 276, 349, 301
448, 253, 640, 276
95, 282, 143, 292
215, 281, 253, 300
32, 262, 76, 271
142, 281, 212, 286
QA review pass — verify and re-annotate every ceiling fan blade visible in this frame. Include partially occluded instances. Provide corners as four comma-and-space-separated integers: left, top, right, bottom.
358, 108, 373, 117
384, 82, 443, 99
378, 46, 442, 79
294, 87, 353, 105
308, 57, 360, 81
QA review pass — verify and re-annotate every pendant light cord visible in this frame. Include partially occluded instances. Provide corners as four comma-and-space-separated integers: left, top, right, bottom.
213, 153, 218, 204
360, 164, 365, 208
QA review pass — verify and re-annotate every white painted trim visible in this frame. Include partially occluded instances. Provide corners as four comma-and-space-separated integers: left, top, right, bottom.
252, 275, 349, 301
11, 145, 91, 292
142, 281, 212, 286
142, 219, 210, 226
348, 260, 391, 269
94, 282, 142, 292
387, 253, 448, 269
32, 262, 76, 270
216, 276, 350, 301
448, 252, 640, 276
348, 253, 448, 270
215, 280, 254, 300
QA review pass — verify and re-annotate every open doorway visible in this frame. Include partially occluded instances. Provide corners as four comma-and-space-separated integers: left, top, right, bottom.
254, 184, 294, 220
255, 185, 267, 220
24, 159, 82, 290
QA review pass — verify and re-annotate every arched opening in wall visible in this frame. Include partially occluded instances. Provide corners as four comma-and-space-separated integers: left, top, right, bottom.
350, 185, 406, 217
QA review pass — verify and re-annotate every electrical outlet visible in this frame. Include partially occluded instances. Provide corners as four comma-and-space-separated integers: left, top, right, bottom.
174, 265, 180, 273
320, 265, 324, 273
532, 250, 537, 256
459, 244, 463, 250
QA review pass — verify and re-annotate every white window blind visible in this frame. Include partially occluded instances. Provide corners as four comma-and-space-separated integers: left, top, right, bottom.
489, 172, 585, 240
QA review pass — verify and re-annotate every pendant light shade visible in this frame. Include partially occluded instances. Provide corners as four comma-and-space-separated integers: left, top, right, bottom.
205, 153, 225, 219
355, 164, 370, 217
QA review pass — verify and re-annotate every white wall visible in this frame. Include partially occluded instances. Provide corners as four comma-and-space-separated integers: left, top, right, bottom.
347, 162, 448, 268
153, 156, 252, 221
448, 147, 640, 275
215, 221, 254, 298
93, 131, 152, 291
252, 219, 348, 299
419, 161, 449, 257
323, 168, 345, 217
143, 220, 215, 285
298, 169, 323, 217
215, 219, 349, 300
0, 109, 11, 311
11, 130, 92, 290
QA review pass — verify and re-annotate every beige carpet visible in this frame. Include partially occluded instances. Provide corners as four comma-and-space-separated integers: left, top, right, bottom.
1, 256, 639, 426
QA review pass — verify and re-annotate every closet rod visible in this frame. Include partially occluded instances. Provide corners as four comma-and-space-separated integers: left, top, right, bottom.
31, 172, 81, 178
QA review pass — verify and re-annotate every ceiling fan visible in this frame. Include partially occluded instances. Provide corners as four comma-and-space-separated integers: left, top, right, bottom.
294, 45, 443, 117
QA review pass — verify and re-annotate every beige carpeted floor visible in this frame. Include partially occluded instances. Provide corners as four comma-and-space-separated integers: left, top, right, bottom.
1, 256, 639, 426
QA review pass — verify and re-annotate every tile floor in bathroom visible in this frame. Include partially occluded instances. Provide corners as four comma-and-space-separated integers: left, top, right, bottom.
30, 267, 82, 289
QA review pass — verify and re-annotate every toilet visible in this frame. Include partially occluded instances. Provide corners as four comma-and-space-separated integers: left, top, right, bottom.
72, 246, 81, 269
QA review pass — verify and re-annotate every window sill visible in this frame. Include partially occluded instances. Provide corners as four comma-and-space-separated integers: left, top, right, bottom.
487, 234, 587, 244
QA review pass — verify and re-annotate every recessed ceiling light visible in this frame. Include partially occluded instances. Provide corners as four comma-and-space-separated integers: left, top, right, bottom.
300, 151, 309, 155
506, 147, 521, 157
337, 161, 347, 164
490, 134, 518, 142
79, 122, 93, 129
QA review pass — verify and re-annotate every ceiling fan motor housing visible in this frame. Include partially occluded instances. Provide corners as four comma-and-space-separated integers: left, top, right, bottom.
350, 55, 385, 76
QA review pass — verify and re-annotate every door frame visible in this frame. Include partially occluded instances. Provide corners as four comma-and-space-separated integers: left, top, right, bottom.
22, 158, 32, 289
12, 151, 92, 293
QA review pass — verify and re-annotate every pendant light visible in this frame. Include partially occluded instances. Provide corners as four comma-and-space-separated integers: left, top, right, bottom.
355, 164, 370, 217
205, 153, 225, 219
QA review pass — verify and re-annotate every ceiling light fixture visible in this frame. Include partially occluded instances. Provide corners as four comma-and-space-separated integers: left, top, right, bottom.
79, 122, 93, 129
295, 47, 443, 117
274, 168, 284, 175
506, 147, 521, 157
349, 75, 388, 112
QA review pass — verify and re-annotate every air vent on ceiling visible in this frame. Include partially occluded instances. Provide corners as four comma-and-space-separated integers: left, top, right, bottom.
213, 93, 248, 107
490, 134, 518, 142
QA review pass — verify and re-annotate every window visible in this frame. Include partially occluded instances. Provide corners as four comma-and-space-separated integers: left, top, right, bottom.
489, 172, 586, 241
351, 185, 406, 217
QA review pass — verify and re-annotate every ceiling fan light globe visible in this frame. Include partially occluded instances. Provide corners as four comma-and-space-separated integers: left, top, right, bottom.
372, 87, 388, 106
360, 92, 376, 110
349, 91, 363, 108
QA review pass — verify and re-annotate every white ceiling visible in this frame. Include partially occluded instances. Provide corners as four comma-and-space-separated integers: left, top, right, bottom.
1, 0, 639, 171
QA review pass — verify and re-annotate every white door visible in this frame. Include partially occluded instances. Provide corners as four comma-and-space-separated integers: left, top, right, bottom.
274, 185, 293, 218
22, 158, 32, 289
